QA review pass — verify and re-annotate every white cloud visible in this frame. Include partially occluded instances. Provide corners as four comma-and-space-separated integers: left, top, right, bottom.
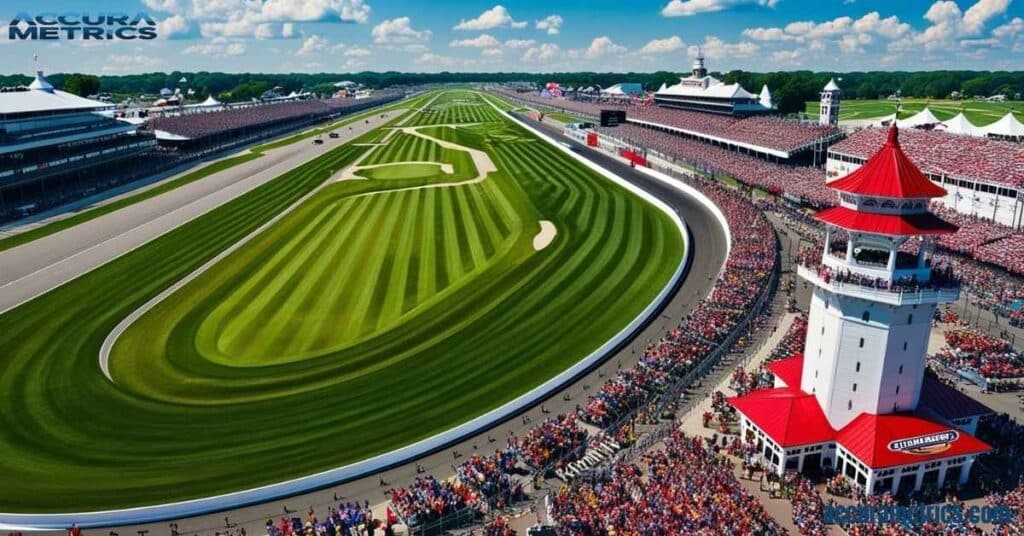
838, 33, 872, 53
102, 54, 168, 74
156, 14, 192, 38
522, 43, 560, 63
503, 39, 536, 49
298, 35, 328, 55
992, 16, 1023, 38
450, 34, 501, 48
345, 58, 366, 69
851, 12, 911, 40
148, 0, 370, 39
583, 36, 627, 59
454, 5, 527, 31
688, 36, 759, 59
482, 48, 503, 57
742, 27, 794, 41
535, 15, 563, 35
403, 44, 428, 53
640, 35, 686, 54
183, 39, 248, 57
662, 0, 779, 17
914, 0, 1011, 51
372, 17, 432, 44
344, 47, 372, 56
771, 49, 801, 63
416, 53, 460, 67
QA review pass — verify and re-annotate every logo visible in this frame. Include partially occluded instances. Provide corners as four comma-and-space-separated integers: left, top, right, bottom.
8, 12, 157, 41
887, 430, 959, 455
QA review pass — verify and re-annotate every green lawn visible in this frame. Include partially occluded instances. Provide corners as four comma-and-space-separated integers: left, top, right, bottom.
0, 91, 683, 512
0, 95, 423, 253
803, 98, 1024, 125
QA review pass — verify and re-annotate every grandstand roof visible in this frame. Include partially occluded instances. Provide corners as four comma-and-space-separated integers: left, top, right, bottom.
828, 126, 948, 199
836, 413, 990, 469
0, 72, 111, 115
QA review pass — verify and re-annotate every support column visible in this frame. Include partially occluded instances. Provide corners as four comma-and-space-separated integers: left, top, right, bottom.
938, 466, 948, 490
891, 473, 900, 495
960, 458, 975, 485
887, 247, 897, 273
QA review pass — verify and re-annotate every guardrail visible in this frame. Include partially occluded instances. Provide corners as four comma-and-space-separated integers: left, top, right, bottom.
796, 265, 961, 305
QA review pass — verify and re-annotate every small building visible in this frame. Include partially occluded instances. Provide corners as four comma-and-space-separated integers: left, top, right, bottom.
730, 125, 992, 496
819, 78, 840, 127
652, 48, 771, 116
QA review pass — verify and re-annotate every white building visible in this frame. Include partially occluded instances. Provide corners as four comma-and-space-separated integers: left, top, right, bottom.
730, 126, 992, 496
652, 48, 772, 117
820, 78, 841, 127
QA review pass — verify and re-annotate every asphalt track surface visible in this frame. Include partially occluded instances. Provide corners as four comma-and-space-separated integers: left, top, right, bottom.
72, 120, 730, 536
0, 110, 403, 314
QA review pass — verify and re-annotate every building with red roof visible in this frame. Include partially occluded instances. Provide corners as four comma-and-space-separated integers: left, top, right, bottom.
729, 126, 991, 496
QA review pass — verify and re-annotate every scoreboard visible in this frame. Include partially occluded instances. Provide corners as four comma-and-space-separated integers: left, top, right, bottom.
600, 110, 626, 127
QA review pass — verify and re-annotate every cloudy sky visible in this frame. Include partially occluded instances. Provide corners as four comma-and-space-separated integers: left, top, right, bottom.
2, 0, 1022, 75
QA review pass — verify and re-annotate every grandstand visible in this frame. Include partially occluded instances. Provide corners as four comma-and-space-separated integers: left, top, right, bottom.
0, 70, 156, 221
652, 48, 771, 117
828, 128, 1024, 228
492, 87, 842, 162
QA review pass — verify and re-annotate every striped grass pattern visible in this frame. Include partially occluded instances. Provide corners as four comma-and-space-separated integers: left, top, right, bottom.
0, 92, 683, 512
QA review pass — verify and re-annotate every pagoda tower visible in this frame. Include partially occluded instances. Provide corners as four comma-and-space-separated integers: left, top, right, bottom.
800, 125, 959, 429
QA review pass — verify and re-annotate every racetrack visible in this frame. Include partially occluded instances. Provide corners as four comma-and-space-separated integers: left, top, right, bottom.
0, 91, 690, 514
80, 111, 730, 536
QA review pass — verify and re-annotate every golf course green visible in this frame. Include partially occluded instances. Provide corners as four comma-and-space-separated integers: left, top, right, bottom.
0, 91, 684, 511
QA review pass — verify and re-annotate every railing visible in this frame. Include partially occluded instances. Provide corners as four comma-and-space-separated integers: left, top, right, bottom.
797, 265, 961, 305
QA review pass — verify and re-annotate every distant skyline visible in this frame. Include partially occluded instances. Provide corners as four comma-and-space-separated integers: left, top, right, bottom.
1, 0, 1022, 75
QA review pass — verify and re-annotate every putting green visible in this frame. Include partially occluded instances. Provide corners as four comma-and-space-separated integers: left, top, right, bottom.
0, 90, 684, 511
354, 162, 451, 180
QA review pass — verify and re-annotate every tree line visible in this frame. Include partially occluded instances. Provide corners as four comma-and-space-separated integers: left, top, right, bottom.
1, 69, 1020, 114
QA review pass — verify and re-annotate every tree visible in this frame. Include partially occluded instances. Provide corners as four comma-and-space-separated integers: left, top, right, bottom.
62, 73, 100, 96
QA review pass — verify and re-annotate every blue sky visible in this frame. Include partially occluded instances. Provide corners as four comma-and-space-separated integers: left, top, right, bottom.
1, 0, 1022, 75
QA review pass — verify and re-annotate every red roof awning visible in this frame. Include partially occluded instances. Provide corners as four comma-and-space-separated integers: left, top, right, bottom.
816, 206, 958, 235
828, 125, 948, 199
767, 355, 803, 389
728, 387, 835, 447
836, 413, 991, 469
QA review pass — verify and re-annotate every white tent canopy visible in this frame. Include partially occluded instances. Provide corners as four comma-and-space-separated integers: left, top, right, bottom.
897, 107, 942, 128
939, 112, 983, 137
984, 112, 1024, 138
200, 95, 221, 106
759, 84, 772, 109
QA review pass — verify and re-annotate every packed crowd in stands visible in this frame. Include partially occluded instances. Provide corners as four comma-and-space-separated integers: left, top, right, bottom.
513, 414, 589, 469
388, 475, 482, 530
829, 128, 1024, 190
932, 328, 1024, 381
148, 94, 401, 140
264, 502, 382, 536
974, 234, 1024, 276
580, 180, 776, 427
932, 206, 1015, 254
627, 106, 841, 154
491, 87, 841, 154
596, 123, 836, 206
550, 432, 783, 535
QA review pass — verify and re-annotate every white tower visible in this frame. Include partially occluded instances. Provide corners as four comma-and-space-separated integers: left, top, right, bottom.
691, 45, 707, 78
820, 78, 841, 126
797, 125, 960, 430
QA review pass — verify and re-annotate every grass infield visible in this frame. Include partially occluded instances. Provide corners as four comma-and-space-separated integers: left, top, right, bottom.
0, 91, 683, 512
803, 98, 1024, 124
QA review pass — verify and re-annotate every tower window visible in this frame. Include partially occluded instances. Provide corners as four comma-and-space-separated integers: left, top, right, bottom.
848, 400, 853, 410
852, 383, 857, 392
908, 314, 913, 324
856, 361, 861, 372
896, 385, 901, 395
862, 311, 870, 322
903, 341, 908, 351
821, 326, 825, 335
898, 365, 903, 375
859, 338, 864, 348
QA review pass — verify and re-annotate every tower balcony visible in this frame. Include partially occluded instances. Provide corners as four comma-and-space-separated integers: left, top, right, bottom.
797, 264, 960, 306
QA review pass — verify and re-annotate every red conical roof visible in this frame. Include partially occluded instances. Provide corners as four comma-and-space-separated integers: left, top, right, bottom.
828, 125, 948, 199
